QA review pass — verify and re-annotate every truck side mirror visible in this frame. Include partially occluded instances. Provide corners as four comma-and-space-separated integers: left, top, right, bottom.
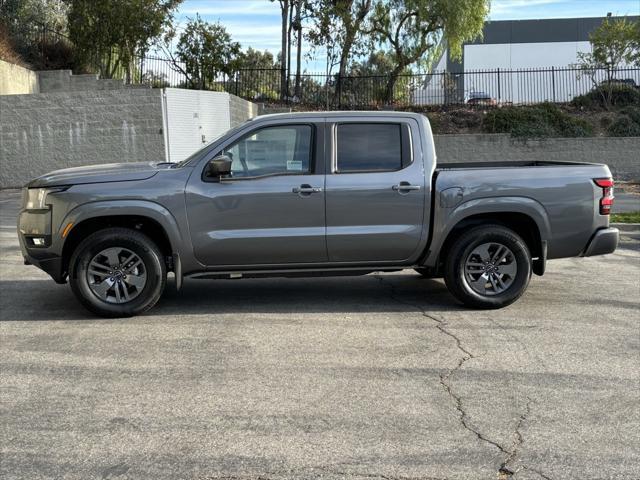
205, 155, 232, 180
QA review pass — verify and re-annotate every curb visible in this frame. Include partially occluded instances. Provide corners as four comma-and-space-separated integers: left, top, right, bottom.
612, 223, 640, 232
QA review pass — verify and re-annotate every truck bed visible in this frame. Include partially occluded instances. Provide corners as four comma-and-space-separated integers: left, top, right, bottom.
436, 160, 599, 170
431, 160, 612, 262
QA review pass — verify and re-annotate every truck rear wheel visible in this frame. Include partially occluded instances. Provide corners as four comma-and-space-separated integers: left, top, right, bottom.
444, 225, 531, 309
69, 228, 166, 317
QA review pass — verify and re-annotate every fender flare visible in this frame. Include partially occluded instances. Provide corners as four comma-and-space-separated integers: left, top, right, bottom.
424, 196, 552, 267
56, 200, 184, 288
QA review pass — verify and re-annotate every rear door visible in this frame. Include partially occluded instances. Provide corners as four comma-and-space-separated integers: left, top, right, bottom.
325, 118, 426, 263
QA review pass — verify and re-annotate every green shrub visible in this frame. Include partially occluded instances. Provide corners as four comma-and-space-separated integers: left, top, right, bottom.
607, 107, 640, 136
483, 103, 593, 138
426, 115, 441, 134
572, 85, 640, 109
621, 106, 640, 124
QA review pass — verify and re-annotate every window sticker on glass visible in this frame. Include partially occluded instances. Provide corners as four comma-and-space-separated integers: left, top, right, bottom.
287, 160, 303, 171
224, 125, 312, 178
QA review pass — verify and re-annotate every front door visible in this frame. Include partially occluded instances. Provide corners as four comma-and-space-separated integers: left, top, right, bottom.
186, 122, 327, 267
325, 120, 426, 263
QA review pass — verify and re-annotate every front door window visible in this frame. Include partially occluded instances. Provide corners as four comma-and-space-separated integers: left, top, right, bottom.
223, 125, 312, 178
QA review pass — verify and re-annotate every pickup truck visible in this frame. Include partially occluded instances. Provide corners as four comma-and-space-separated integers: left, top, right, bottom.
18, 112, 619, 317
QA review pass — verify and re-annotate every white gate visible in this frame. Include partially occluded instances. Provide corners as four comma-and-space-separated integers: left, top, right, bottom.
162, 88, 233, 163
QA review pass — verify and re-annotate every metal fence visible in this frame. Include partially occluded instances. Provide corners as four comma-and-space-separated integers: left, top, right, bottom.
114, 64, 640, 109
217, 66, 640, 108
7, 22, 640, 108
4, 21, 75, 70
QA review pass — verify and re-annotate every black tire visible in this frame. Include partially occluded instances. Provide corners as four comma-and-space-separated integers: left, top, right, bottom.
444, 225, 531, 309
69, 228, 166, 317
414, 267, 441, 279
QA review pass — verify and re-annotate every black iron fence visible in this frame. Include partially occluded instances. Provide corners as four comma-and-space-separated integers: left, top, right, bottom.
7, 22, 640, 108
4, 20, 75, 70
191, 66, 640, 108
116, 64, 640, 109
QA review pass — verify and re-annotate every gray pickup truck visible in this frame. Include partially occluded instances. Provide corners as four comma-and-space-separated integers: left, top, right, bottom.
18, 112, 619, 317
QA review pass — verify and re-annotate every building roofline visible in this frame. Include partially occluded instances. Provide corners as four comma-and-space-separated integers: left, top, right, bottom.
485, 15, 638, 24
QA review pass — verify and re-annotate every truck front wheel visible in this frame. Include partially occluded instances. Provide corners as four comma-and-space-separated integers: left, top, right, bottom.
69, 228, 167, 317
444, 225, 532, 309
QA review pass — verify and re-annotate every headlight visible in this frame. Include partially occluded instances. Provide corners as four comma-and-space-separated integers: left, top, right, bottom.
23, 187, 67, 210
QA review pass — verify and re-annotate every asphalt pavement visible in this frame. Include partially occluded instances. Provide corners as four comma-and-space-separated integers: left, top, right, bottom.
1, 189, 639, 480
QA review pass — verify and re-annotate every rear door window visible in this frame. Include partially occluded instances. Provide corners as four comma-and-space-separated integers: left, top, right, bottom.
336, 123, 406, 172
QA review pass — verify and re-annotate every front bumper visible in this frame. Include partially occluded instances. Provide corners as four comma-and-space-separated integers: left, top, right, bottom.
22, 252, 66, 283
18, 209, 66, 284
582, 227, 619, 257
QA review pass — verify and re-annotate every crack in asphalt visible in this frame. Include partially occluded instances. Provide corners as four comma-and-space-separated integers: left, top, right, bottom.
203, 474, 447, 480
499, 398, 535, 478
324, 472, 447, 480
373, 275, 553, 480
302, 459, 451, 480
201, 463, 450, 480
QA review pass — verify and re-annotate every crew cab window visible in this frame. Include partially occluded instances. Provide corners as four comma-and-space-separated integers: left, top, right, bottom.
336, 123, 407, 172
223, 125, 312, 178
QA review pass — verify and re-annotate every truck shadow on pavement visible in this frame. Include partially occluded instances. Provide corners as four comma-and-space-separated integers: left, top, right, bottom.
0, 274, 466, 321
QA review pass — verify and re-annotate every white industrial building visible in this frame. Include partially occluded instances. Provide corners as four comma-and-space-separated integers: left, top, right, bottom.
412, 15, 640, 105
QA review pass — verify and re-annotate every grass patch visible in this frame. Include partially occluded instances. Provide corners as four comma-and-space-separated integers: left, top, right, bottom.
611, 211, 640, 223
482, 102, 594, 138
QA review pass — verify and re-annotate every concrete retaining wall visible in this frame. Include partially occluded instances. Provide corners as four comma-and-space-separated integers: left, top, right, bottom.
37, 70, 133, 93
0, 60, 39, 95
0, 89, 165, 188
229, 94, 258, 127
0, 63, 152, 96
434, 134, 640, 181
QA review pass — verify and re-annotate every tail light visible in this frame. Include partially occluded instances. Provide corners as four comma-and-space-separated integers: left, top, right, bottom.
593, 178, 614, 215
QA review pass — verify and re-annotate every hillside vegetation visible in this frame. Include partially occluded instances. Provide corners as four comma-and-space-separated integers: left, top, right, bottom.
404, 86, 640, 138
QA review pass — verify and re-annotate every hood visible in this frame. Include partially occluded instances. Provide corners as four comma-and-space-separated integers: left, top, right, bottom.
27, 162, 170, 188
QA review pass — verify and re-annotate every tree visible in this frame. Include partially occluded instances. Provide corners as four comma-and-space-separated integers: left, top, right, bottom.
304, 1, 340, 77
235, 48, 280, 99
633, 20, 640, 65
67, 0, 182, 80
292, 0, 304, 97
575, 16, 640, 107
345, 50, 413, 105
370, 0, 489, 102
238, 48, 278, 70
306, 0, 374, 102
164, 15, 241, 90
272, 0, 291, 99
1, 0, 68, 35
1, 0, 70, 68
348, 50, 406, 76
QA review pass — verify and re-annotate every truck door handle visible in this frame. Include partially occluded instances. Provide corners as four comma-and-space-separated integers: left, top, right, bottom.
392, 182, 421, 193
292, 184, 322, 195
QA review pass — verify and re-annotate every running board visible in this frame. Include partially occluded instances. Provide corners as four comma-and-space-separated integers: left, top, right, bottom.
187, 265, 411, 280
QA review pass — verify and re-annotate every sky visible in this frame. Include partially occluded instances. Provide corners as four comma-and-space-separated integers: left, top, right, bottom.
174, 0, 640, 71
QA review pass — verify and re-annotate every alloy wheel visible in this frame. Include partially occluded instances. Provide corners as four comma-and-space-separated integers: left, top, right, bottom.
86, 247, 147, 303
464, 242, 518, 296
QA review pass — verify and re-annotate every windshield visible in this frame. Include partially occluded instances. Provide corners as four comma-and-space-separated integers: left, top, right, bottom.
171, 122, 250, 168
